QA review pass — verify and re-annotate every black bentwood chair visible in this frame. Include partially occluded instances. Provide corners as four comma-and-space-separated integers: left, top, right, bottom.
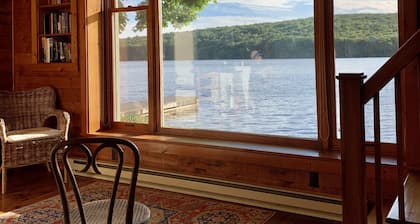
50, 137, 150, 224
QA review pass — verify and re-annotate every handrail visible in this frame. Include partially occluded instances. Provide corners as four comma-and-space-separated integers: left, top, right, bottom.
362, 29, 420, 104
339, 28, 420, 224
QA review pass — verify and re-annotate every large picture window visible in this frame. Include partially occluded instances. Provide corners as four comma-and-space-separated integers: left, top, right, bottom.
106, 0, 401, 148
160, 0, 318, 139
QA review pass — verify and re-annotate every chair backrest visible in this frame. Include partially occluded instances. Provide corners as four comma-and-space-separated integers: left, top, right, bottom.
50, 137, 141, 224
0, 86, 56, 130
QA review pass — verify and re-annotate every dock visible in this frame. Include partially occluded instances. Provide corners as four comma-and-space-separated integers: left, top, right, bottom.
119, 96, 198, 121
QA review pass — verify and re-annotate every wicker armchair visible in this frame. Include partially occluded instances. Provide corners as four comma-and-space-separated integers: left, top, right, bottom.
0, 86, 70, 194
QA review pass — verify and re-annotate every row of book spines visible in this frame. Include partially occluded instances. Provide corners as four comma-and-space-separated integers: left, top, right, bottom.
41, 37, 72, 63
43, 12, 71, 34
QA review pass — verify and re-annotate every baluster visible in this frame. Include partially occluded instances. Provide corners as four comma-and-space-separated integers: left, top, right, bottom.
373, 94, 383, 224
395, 75, 405, 223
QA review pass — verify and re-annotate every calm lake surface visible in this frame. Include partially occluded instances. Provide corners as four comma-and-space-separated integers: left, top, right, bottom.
119, 57, 395, 142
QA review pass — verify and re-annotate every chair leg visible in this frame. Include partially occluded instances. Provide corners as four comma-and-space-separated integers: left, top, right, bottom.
46, 162, 51, 173
64, 169, 68, 183
2, 167, 6, 194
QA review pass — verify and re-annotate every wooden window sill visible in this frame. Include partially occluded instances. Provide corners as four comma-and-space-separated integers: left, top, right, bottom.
86, 131, 395, 165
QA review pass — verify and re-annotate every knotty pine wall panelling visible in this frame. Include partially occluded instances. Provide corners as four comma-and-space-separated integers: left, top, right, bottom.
9, 0, 401, 202
13, 0, 84, 137
0, 0, 13, 90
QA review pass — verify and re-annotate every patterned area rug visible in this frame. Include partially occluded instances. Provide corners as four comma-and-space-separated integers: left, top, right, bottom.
0, 182, 275, 224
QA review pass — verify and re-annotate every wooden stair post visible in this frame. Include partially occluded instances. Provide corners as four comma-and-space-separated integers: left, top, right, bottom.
337, 73, 367, 224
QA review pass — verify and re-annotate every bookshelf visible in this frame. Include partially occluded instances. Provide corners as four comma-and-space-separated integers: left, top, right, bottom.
31, 0, 78, 71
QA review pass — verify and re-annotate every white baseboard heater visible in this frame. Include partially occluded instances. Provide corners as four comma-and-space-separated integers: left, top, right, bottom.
70, 159, 342, 221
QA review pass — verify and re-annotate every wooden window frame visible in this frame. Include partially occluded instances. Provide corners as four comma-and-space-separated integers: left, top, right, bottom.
101, 0, 403, 151
104, 1, 156, 134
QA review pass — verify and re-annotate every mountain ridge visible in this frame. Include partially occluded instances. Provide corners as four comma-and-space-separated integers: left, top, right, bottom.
120, 13, 398, 60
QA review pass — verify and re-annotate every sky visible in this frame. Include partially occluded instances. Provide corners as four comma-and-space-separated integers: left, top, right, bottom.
120, 0, 398, 38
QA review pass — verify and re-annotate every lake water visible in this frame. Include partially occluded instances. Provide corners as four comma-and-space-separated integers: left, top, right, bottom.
118, 57, 396, 142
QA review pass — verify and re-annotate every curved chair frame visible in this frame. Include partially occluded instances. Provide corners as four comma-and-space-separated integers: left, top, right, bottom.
50, 137, 147, 224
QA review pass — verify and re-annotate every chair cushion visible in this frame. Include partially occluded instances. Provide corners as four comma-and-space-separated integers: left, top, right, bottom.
6, 127, 61, 143
70, 199, 150, 224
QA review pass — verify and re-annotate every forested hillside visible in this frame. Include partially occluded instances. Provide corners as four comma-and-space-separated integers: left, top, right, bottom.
119, 13, 398, 60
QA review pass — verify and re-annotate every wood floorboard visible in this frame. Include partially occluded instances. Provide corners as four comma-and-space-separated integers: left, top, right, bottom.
386, 171, 420, 224
0, 165, 340, 223
266, 212, 339, 224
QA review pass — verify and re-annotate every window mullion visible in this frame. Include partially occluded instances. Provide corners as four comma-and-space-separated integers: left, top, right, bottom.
149, 0, 161, 133
314, 0, 336, 150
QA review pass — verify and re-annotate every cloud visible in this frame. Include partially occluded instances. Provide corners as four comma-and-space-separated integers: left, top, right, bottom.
119, 0, 397, 37
335, 0, 397, 14
215, 0, 312, 8
163, 15, 294, 33
216, 0, 396, 13
162, 1, 313, 33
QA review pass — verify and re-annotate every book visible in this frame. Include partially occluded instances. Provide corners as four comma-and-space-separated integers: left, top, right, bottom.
43, 14, 50, 34
41, 37, 51, 63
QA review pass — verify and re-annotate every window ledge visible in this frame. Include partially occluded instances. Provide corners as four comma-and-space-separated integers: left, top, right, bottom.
89, 131, 336, 157
86, 131, 395, 165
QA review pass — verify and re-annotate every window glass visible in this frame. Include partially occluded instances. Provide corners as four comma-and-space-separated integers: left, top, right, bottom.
160, 0, 318, 138
115, 0, 148, 8
112, 10, 149, 124
334, 0, 398, 142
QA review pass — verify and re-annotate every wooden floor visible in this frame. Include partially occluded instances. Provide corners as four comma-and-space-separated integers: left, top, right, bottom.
386, 171, 420, 224
0, 165, 339, 224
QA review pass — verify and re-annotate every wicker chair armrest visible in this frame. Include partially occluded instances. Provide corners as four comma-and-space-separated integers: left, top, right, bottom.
44, 110, 70, 140
0, 118, 7, 144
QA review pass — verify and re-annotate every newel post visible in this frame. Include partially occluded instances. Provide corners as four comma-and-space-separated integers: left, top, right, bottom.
337, 73, 367, 224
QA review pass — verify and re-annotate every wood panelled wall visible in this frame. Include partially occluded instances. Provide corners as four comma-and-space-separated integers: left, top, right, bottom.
8, 0, 405, 201
0, 0, 13, 90
13, 0, 83, 136
133, 138, 399, 200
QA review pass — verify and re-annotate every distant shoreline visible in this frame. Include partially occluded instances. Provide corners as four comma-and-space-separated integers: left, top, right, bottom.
117, 56, 390, 62
119, 13, 397, 60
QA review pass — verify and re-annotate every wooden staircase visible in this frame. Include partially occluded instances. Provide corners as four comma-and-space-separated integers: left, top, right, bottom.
386, 171, 420, 224
338, 27, 420, 224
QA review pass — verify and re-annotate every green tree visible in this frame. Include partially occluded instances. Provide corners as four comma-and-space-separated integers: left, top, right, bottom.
119, 13, 398, 60
118, 0, 128, 33
134, 0, 216, 31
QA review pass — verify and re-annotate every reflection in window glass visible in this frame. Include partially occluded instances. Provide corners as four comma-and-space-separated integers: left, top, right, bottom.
160, 0, 318, 138
112, 11, 149, 124
334, 0, 398, 142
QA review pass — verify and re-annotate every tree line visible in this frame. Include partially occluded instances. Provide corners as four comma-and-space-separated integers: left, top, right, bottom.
118, 13, 398, 60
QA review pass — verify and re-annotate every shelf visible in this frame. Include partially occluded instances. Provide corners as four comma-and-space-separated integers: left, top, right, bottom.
31, 0, 77, 70
39, 3, 71, 9
40, 33, 71, 37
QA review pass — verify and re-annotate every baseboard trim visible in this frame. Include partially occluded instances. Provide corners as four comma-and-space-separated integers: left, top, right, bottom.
70, 159, 342, 221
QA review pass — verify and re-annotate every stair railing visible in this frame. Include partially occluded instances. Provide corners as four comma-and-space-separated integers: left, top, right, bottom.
338, 29, 420, 224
